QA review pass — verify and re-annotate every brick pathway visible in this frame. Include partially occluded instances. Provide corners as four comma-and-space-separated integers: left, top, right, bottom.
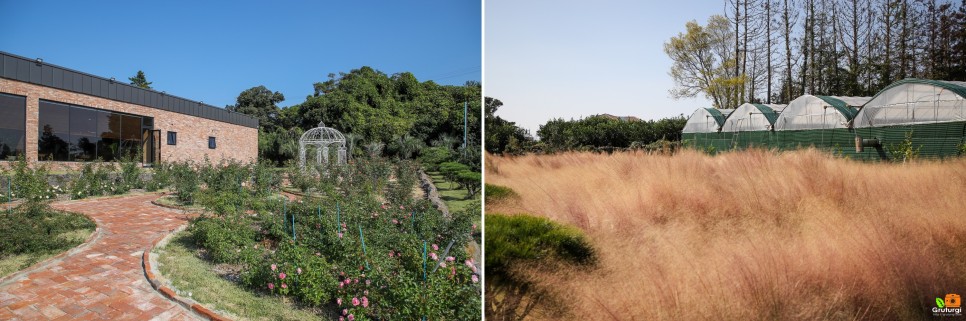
0, 194, 200, 320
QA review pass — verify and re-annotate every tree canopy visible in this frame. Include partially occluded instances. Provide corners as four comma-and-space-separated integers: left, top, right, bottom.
231, 67, 481, 168
128, 70, 153, 89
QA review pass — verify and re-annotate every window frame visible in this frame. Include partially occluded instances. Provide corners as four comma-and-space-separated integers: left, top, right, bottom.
208, 136, 216, 149
167, 131, 177, 145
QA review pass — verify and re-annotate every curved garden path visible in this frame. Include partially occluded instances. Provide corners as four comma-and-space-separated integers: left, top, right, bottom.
0, 194, 201, 320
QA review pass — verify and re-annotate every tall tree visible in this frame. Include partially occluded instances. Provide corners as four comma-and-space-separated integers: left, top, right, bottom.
665, 15, 744, 109
226, 85, 285, 131
128, 70, 153, 89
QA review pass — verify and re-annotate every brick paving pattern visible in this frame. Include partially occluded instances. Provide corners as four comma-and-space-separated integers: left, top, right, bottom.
0, 194, 200, 320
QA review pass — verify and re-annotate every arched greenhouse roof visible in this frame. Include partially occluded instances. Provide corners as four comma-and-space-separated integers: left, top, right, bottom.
774, 95, 870, 130
720, 103, 786, 132
854, 78, 966, 128
682, 108, 734, 133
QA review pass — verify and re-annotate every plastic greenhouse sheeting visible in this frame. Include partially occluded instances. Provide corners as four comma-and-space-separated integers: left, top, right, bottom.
854, 79, 966, 128
774, 95, 870, 130
682, 108, 734, 133
720, 103, 786, 132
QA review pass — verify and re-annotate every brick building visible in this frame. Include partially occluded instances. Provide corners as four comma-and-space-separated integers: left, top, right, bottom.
0, 51, 258, 169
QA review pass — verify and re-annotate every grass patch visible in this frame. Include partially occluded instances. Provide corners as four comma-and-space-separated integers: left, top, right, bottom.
0, 208, 94, 278
426, 171, 478, 213
156, 231, 327, 321
484, 184, 518, 204
154, 194, 206, 212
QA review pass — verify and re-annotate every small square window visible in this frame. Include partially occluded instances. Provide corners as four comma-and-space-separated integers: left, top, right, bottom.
167, 131, 177, 145
208, 136, 216, 149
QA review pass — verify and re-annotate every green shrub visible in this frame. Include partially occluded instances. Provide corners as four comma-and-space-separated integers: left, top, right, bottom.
0, 205, 95, 256
485, 213, 596, 321
189, 215, 257, 264
10, 155, 56, 203
171, 162, 200, 204
484, 184, 518, 203
116, 152, 143, 193
252, 160, 281, 197
485, 213, 596, 278
144, 162, 173, 192
887, 131, 921, 163
419, 147, 453, 171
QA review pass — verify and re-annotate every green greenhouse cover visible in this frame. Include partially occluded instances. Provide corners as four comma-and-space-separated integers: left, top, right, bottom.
749, 103, 780, 125
815, 96, 859, 120
704, 108, 729, 127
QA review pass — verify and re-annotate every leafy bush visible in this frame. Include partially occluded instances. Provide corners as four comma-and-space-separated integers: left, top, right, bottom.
188, 157, 480, 319
0, 205, 95, 256
10, 155, 56, 203
252, 160, 281, 197
887, 131, 922, 163
189, 215, 258, 264
171, 162, 200, 204
485, 213, 596, 321
484, 184, 518, 204
116, 152, 143, 193
144, 162, 173, 192
419, 147, 453, 171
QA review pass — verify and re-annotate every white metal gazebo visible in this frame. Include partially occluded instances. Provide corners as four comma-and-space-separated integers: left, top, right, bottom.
299, 122, 347, 169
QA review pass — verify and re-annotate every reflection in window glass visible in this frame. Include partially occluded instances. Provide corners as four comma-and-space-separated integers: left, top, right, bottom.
37, 100, 148, 162
38, 101, 70, 161
121, 115, 142, 160
0, 93, 26, 160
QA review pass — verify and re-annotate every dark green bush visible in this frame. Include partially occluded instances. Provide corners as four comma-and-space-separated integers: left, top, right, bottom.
116, 152, 143, 193
144, 162, 173, 192
171, 162, 200, 204
0, 205, 95, 256
484, 184, 518, 203
10, 155, 56, 203
189, 215, 258, 264
485, 213, 596, 277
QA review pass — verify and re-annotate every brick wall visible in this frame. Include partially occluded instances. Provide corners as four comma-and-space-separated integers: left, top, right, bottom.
0, 78, 257, 169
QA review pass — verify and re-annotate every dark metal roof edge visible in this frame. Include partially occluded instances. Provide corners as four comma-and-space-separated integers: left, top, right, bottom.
0, 51, 258, 129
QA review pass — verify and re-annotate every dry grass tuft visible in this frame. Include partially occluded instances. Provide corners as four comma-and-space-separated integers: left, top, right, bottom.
485, 148, 966, 320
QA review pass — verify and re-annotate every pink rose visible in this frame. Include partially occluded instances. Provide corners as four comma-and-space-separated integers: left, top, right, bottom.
297, 268, 302, 275
432, 244, 439, 251
352, 297, 360, 306
348, 314, 355, 321
337, 298, 342, 305
472, 274, 479, 283
281, 283, 287, 289
268, 283, 274, 290
446, 256, 455, 262
362, 296, 369, 307
279, 273, 286, 280
271, 264, 277, 271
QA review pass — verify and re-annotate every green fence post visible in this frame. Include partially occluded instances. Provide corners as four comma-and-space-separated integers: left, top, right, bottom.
358, 225, 370, 270
422, 241, 427, 281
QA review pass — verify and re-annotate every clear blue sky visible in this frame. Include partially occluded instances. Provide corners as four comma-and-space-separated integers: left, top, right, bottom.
485, 0, 720, 137
0, 1, 481, 108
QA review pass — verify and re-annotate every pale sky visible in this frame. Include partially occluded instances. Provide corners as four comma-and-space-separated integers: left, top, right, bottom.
485, 0, 722, 137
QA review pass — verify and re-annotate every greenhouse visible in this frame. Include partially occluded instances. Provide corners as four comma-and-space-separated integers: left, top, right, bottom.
773, 95, 870, 151
719, 103, 786, 149
682, 108, 733, 151
852, 79, 966, 159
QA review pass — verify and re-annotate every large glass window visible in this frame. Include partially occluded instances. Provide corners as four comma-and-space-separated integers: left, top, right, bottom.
0, 93, 26, 161
38, 100, 148, 162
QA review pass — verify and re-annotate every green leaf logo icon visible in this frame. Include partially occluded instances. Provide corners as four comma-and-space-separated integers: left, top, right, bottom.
938, 298, 946, 308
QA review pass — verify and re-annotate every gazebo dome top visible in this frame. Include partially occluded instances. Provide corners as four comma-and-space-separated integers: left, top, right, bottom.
300, 122, 346, 145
